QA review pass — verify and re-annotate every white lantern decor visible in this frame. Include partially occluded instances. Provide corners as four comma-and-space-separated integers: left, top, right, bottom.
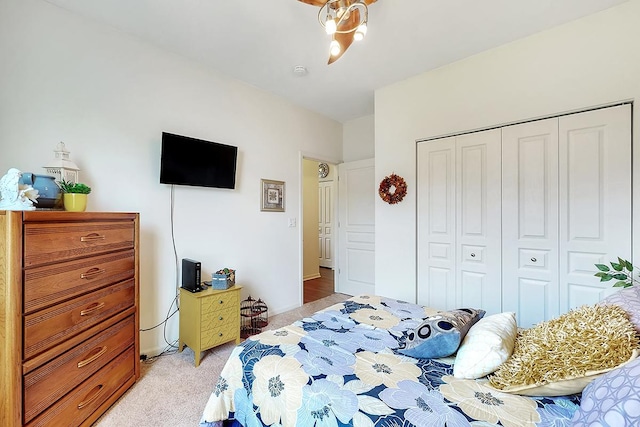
43, 142, 80, 184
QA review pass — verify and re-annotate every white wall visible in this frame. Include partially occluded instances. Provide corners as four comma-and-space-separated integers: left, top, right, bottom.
0, 0, 342, 355
343, 114, 374, 162
375, 0, 640, 302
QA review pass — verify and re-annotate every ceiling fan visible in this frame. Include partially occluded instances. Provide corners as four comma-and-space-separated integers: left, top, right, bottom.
299, 0, 377, 64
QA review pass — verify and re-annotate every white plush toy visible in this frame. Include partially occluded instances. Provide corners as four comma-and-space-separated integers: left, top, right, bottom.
0, 168, 39, 210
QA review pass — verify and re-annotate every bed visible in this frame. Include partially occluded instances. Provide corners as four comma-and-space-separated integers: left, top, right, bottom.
199, 294, 593, 427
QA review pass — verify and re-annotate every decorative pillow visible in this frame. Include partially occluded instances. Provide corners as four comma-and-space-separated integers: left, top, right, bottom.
599, 286, 640, 335
572, 356, 640, 426
488, 304, 640, 396
453, 312, 517, 379
397, 308, 485, 359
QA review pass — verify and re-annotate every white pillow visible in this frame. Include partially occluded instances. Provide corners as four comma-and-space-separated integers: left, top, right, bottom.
453, 312, 517, 379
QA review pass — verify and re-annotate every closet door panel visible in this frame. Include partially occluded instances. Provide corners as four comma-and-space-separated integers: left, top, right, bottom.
502, 118, 559, 328
417, 138, 456, 308
456, 129, 502, 314
559, 104, 632, 309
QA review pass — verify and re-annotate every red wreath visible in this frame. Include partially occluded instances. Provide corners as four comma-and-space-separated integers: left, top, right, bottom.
378, 173, 407, 205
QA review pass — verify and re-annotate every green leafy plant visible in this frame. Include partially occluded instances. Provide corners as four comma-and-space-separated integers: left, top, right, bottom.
594, 257, 639, 288
58, 179, 92, 194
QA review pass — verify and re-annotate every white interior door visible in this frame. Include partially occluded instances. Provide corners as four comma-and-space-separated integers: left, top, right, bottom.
318, 181, 335, 268
502, 118, 560, 328
417, 129, 501, 313
456, 129, 502, 315
337, 158, 375, 296
559, 104, 632, 309
417, 138, 456, 308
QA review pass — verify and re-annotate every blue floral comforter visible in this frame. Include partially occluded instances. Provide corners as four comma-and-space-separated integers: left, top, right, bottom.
200, 295, 580, 427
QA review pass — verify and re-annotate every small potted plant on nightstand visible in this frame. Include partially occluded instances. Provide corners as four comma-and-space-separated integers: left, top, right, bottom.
59, 179, 91, 212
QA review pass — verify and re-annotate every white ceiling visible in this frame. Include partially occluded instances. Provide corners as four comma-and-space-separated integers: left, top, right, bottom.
43, 0, 627, 123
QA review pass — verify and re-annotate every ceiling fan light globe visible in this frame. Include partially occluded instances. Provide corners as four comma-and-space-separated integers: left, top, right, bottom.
325, 18, 337, 35
329, 40, 341, 56
355, 23, 367, 40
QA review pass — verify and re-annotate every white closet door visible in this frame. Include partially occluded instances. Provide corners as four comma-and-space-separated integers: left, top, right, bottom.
417, 137, 456, 308
456, 130, 502, 314
502, 118, 559, 328
559, 104, 632, 309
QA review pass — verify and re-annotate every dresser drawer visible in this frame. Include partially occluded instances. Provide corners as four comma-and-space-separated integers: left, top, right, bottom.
23, 221, 134, 267
24, 250, 135, 314
23, 316, 135, 423
26, 347, 136, 427
24, 280, 135, 360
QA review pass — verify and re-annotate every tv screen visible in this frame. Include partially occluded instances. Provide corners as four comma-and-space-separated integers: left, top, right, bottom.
160, 132, 238, 189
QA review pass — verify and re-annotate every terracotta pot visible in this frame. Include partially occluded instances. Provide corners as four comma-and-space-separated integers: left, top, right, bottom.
63, 193, 88, 212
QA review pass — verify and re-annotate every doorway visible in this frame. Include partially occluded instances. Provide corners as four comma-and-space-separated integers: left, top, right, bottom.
301, 156, 337, 303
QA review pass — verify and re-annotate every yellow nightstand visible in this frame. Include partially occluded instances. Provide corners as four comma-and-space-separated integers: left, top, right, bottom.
178, 285, 242, 366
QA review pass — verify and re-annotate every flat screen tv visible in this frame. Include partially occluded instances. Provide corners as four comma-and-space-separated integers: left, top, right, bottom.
160, 132, 238, 189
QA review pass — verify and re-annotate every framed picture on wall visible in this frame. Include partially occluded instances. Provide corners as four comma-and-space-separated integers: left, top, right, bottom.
260, 179, 285, 212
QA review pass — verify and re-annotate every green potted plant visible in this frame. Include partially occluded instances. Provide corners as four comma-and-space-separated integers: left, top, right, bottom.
59, 179, 91, 212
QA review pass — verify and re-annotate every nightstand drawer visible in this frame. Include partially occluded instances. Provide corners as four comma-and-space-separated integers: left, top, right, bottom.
24, 280, 135, 360
201, 306, 238, 332
26, 347, 136, 427
24, 221, 134, 267
24, 250, 135, 314
23, 316, 135, 424
201, 290, 239, 315
201, 324, 238, 349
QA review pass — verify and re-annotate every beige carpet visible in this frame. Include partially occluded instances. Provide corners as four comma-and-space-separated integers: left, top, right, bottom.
94, 293, 349, 427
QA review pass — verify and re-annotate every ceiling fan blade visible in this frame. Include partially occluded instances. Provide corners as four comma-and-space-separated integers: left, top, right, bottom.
327, 10, 359, 64
298, 0, 326, 6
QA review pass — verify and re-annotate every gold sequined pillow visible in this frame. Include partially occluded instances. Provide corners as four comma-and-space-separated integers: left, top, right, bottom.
488, 304, 639, 396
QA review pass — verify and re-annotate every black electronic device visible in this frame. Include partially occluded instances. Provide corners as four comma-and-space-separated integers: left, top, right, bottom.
160, 132, 238, 189
181, 258, 202, 293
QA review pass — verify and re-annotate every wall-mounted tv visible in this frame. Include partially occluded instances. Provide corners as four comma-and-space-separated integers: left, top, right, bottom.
160, 132, 238, 189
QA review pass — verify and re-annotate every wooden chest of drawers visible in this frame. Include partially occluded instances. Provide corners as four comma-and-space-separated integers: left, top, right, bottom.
0, 211, 140, 427
179, 286, 241, 366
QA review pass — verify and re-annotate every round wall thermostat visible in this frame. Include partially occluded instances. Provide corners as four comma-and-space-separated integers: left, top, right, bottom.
318, 162, 329, 178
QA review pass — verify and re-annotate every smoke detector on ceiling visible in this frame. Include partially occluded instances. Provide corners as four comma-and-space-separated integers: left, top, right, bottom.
293, 65, 308, 76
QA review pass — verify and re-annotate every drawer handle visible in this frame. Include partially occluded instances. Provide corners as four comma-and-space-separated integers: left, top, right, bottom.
80, 233, 106, 242
219, 300, 224, 304
470, 253, 476, 258
80, 302, 105, 316
77, 384, 104, 410
77, 346, 108, 368
531, 257, 537, 262
80, 268, 106, 280
219, 316, 224, 321
218, 332, 223, 337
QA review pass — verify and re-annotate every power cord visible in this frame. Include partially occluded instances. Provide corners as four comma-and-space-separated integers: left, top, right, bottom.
139, 184, 182, 359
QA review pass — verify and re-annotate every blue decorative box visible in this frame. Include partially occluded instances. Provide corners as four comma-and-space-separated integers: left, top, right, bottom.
212, 272, 234, 290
